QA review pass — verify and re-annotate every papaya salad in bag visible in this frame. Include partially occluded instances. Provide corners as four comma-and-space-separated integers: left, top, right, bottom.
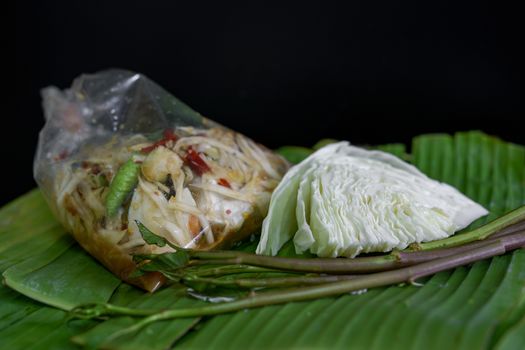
34, 70, 289, 291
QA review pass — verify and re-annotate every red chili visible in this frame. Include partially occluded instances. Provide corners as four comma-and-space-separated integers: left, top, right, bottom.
184, 146, 211, 176
140, 142, 163, 153
217, 178, 231, 188
141, 129, 179, 153
163, 129, 178, 141
54, 150, 69, 161
90, 164, 102, 175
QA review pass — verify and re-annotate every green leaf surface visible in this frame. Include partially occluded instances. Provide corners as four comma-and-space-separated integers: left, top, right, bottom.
0, 306, 96, 350
374, 142, 408, 160
275, 146, 313, 164
0, 131, 524, 349
135, 221, 169, 247
72, 284, 203, 350
0, 284, 42, 332
3, 243, 121, 311
312, 138, 339, 150
0, 190, 68, 271
495, 314, 525, 350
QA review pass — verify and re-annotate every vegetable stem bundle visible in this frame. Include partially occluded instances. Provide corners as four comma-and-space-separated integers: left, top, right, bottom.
70, 206, 525, 340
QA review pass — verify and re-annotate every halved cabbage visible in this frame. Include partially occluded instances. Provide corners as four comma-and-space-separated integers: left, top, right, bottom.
256, 142, 489, 257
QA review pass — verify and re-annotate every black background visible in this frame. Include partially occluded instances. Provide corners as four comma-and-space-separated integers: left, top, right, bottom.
10, 1, 523, 206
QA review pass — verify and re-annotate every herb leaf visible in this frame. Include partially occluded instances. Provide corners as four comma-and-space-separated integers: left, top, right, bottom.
136, 221, 168, 247
134, 251, 190, 272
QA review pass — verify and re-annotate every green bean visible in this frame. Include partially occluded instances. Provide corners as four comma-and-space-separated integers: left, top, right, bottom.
105, 158, 141, 217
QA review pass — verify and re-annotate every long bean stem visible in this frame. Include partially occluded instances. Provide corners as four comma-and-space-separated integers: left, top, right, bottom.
182, 274, 359, 288
182, 264, 284, 277
396, 230, 525, 263
181, 231, 524, 288
414, 206, 525, 250
187, 207, 524, 269
187, 255, 402, 273
490, 220, 525, 239
182, 227, 524, 274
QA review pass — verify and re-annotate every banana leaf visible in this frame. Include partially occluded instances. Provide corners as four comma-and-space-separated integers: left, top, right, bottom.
1, 131, 524, 350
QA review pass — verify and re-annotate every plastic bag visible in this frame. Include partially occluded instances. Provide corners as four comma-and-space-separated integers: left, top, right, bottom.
34, 70, 288, 291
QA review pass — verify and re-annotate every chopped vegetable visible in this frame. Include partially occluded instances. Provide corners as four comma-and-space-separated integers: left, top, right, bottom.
217, 178, 231, 188
188, 215, 201, 236
184, 146, 211, 176
257, 142, 489, 257
105, 158, 141, 217
140, 129, 179, 153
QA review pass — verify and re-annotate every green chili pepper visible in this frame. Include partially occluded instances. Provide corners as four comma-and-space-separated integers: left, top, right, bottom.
105, 159, 141, 217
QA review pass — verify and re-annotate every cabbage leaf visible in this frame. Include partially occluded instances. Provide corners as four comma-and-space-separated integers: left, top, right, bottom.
257, 142, 488, 257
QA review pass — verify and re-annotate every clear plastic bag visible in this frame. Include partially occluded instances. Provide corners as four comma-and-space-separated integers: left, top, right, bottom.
34, 70, 288, 291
